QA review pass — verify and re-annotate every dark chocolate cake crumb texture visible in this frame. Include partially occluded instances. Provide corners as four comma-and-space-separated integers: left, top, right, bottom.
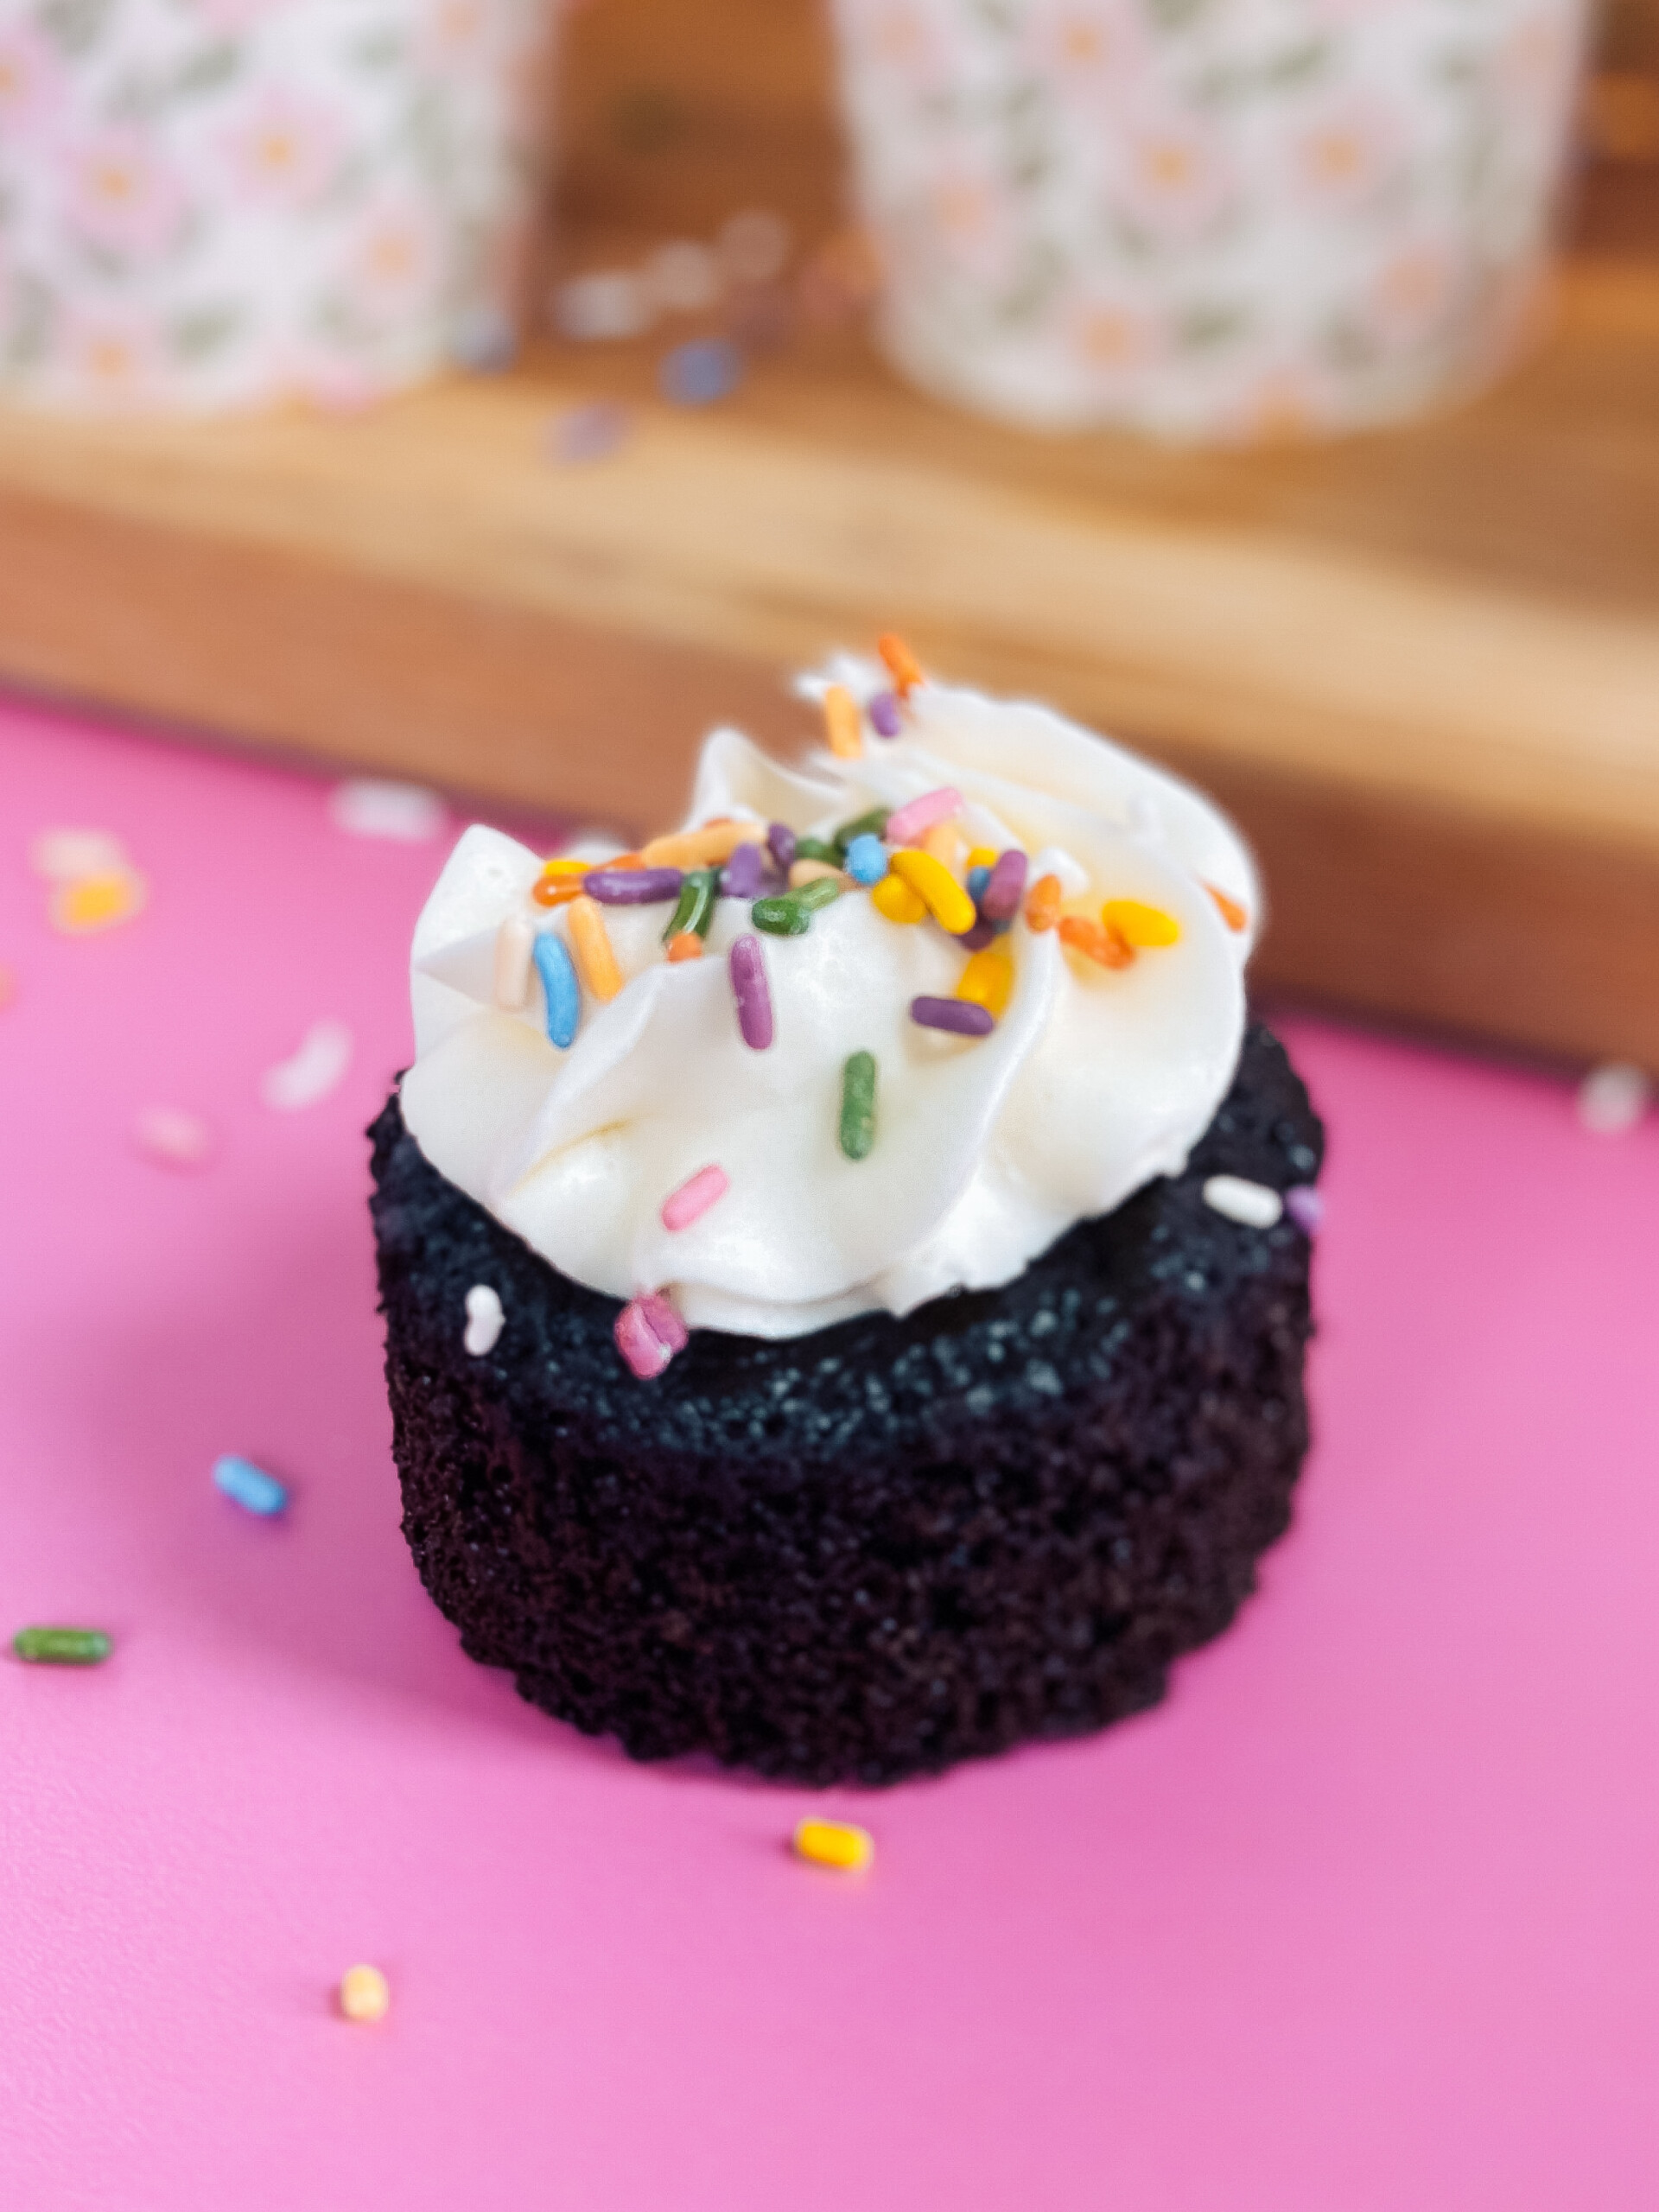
371, 1025, 1322, 1785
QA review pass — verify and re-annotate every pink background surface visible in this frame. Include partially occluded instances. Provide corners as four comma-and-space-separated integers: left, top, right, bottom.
2, 692, 1656, 2209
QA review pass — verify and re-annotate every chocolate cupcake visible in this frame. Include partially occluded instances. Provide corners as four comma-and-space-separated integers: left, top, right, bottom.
372, 651, 1322, 1783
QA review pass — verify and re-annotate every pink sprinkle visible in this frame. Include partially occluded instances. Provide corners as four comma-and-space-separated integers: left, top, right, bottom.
661, 1163, 729, 1232
638, 1292, 689, 1353
885, 786, 961, 846
615, 1300, 673, 1379
1285, 1185, 1324, 1234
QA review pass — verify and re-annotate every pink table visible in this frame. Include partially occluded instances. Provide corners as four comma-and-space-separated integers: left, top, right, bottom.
2, 692, 1655, 2210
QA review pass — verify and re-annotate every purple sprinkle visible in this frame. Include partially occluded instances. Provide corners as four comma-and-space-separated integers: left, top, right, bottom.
721, 841, 765, 899
637, 1291, 690, 1354
729, 933, 773, 1050
958, 919, 997, 952
766, 822, 796, 874
980, 849, 1028, 922
911, 996, 994, 1037
1285, 1185, 1324, 1234
868, 690, 903, 739
585, 866, 683, 905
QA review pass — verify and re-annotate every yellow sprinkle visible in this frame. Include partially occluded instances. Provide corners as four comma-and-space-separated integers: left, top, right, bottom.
965, 847, 997, 872
337, 1963, 390, 2022
822, 683, 863, 760
872, 873, 926, 925
51, 868, 145, 935
641, 822, 766, 869
957, 946, 1013, 1019
1102, 899, 1180, 948
920, 819, 961, 868
789, 858, 848, 889
793, 1817, 874, 1872
538, 856, 590, 877
567, 894, 623, 1002
889, 849, 976, 936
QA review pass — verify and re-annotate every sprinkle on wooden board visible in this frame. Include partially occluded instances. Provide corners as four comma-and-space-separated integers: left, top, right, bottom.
823, 683, 864, 760
1103, 899, 1180, 948
1024, 874, 1063, 932
877, 631, 925, 696
793, 1816, 874, 1872
1058, 914, 1134, 969
1205, 881, 1249, 932
889, 849, 976, 935
567, 895, 623, 1002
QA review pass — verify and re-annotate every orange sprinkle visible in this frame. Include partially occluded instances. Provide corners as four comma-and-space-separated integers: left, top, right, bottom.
642, 822, 765, 869
1024, 874, 1063, 932
1206, 882, 1249, 932
567, 894, 623, 1001
531, 875, 584, 909
920, 819, 960, 868
823, 683, 863, 760
1058, 914, 1135, 969
877, 632, 924, 697
607, 852, 645, 872
666, 931, 703, 963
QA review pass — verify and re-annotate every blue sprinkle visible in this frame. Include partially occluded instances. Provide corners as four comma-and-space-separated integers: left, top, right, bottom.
966, 864, 991, 903
659, 337, 742, 407
843, 834, 888, 887
533, 932, 581, 1048
213, 1455, 288, 1516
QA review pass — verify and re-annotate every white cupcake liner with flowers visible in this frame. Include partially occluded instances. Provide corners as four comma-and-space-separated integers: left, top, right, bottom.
830, 0, 1591, 441
0, 0, 556, 414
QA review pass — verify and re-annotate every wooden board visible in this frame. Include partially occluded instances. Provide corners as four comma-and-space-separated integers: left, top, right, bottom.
1, 0, 1656, 1067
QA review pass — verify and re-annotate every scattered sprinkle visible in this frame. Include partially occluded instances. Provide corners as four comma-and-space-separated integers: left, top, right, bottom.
638, 1292, 689, 1353
718, 207, 791, 284
464, 1285, 505, 1355
30, 829, 129, 880
328, 779, 447, 842
1285, 1185, 1324, 1233
644, 823, 764, 871
13, 1626, 111, 1665
212, 1454, 289, 1516
912, 995, 994, 1037
793, 1817, 874, 1872
260, 1018, 353, 1110
50, 867, 146, 935
1025, 874, 1063, 932
721, 842, 766, 899
842, 833, 887, 886
1577, 1061, 1650, 1135
645, 236, 721, 313
555, 269, 652, 341
533, 931, 581, 1047
868, 690, 902, 739
839, 1052, 877, 1160
1102, 898, 1180, 948
877, 632, 925, 697
823, 683, 863, 760
872, 873, 926, 924
450, 302, 516, 372
981, 849, 1028, 923
957, 946, 1014, 1020
1058, 914, 1133, 969
547, 400, 633, 465
568, 896, 623, 1003
662, 1163, 730, 1231
667, 930, 703, 962
337, 1964, 391, 2023
614, 1291, 690, 1379
132, 1105, 214, 1168
586, 865, 683, 906
1203, 1175, 1284, 1229
889, 849, 976, 935
1206, 882, 1249, 931
660, 336, 743, 406
729, 934, 774, 1049
885, 786, 960, 847
493, 914, 535, 1008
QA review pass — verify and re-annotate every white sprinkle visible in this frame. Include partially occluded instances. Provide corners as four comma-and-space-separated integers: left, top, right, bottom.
718, 208, 791, 284
553, 270, 653, 341
464, 1285, 505, 1357
133, 1105, 214, 1167
329, 779, 448, 842
645, 238, 721, 313
1203, 1175, 1284, 1229
259, 1020, 353, 1111
1576, 1061, 1650, 1136
30, 828, 128, 880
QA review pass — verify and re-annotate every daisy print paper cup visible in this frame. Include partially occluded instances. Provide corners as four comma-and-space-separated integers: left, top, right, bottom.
0, 0, 557, 415
830, 0, 1592, 441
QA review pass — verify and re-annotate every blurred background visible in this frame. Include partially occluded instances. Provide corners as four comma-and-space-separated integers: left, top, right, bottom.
0, 0, 1655, 1067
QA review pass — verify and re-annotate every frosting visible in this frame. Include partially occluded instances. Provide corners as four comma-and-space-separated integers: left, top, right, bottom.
402, 663, 1259, 1341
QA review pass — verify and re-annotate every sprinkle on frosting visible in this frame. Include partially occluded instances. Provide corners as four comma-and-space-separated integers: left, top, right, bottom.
729, 933, 773, 1049
885, 785, 960, 847
567, 895, 622, 1002
889, 848, 976, 935
662, 1164, 730, 1230
823, 683, 864, 760
533, 931, 581, 1047
1025, 874, 1062, 932
911, 995, 995, 1037
839, 1052, 877, 1160
878, 631, 925, 696
1058, 914, 1134, 969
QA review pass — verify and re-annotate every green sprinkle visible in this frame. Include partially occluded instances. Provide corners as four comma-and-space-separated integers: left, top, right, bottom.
793, 836, 840, 866
752, 895, 811, 936
793, 875, 843, 912
839, 1052, 877, 1160
832, 807, 891, 855
14, 1626, 112, 1665
662, 868, 718, 944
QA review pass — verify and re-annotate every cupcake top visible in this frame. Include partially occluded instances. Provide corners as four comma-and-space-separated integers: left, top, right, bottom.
403, 646, 1257, 1357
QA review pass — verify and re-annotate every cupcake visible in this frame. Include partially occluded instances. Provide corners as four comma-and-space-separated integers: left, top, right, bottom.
371, 645, 1322, 1783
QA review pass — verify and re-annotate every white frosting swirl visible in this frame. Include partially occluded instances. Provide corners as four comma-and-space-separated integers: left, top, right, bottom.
402, 669, 1258, 1339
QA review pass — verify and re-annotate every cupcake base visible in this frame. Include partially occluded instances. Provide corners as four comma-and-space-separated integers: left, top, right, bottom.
370, 1025, 1321, 1785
